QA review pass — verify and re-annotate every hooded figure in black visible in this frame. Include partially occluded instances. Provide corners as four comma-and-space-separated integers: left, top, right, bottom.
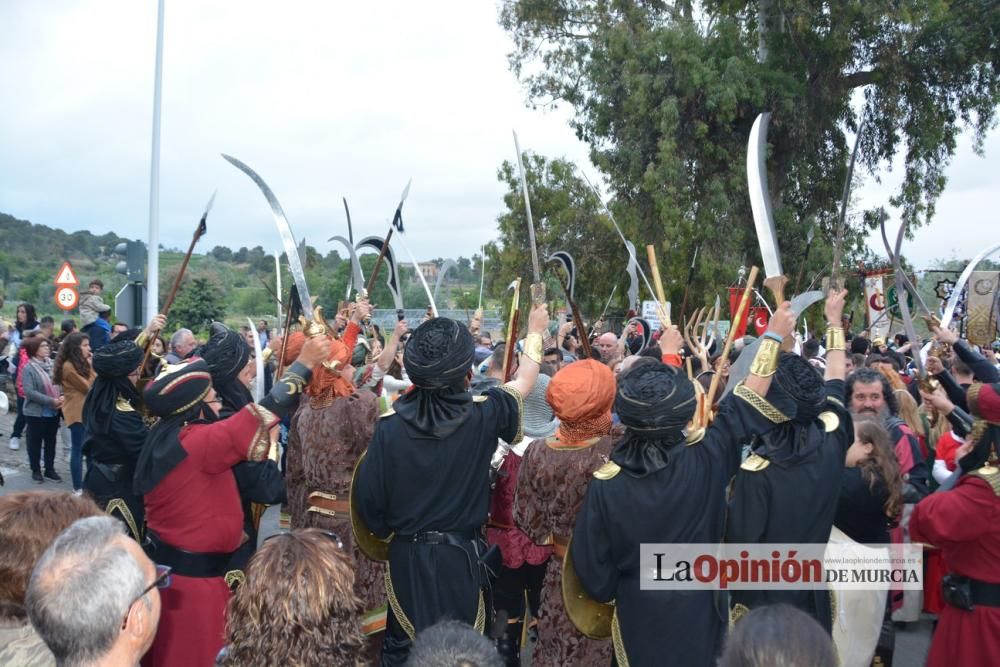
82, 332, 148, 541
570, 354, 782, 667
354, 316, 532, 666
725, 352, 853, 632
200, 322, 286, 587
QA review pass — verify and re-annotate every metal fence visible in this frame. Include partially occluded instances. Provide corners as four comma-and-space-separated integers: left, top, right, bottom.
369, 309, 503, 335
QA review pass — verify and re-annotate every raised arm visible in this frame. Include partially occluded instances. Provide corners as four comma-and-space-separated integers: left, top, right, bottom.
505, 304, 550, 399
823, 288, 848, 382
743, 302, 795, 398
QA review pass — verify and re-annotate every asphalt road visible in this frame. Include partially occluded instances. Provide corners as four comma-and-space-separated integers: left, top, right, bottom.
0, 406, 932, 665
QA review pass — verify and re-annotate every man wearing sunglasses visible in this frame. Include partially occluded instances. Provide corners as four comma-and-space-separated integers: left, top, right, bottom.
26, 516, 166, 666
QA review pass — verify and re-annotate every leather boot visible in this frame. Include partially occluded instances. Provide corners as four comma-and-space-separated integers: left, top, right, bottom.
495, 619, 522, 667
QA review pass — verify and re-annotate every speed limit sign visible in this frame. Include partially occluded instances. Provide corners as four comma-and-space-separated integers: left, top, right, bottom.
56, 286, 79, 311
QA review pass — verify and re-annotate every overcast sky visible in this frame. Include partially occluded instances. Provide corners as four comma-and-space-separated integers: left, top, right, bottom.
1, 1, 997, 273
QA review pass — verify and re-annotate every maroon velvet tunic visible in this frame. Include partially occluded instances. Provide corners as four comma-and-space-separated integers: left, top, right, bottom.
143, 405, 276, 667
487, 444, 552, 569
513, 432, 618, 667
910, 474, 1000, 667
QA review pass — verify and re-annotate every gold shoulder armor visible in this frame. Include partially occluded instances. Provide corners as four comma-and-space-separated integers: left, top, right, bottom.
115, 397, 135, 413
593, 461, 621, 480
969, 466, 1000, 497
818, 411, 840, 433
740, 453, 770, 472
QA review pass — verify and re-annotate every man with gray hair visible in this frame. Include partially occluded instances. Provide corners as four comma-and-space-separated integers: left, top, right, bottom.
26, 516, 165, 667
165, 328, 197, 364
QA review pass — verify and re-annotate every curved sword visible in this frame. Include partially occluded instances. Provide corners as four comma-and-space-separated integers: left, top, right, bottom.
747, 112, 787, 303
433, 259, 457, 305
724, 290, 825, 396
579, 169, 666, 318
513, 130, 544, 304
246, 317, 265, 403
329, 235, 365, 300
547, 251, 576, 301
356, 236, 405, 314
625, 241, 640, 314
940, 242, 1000, 329
832, 111, 867, 287
477, 247, 487, 311
881, 216, 926, 379
223, 154, 314, 320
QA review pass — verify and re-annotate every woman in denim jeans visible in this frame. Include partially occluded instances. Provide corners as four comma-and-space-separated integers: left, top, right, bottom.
19, 336, 64, 483
8, 303, 40, 451
53, 332, 95, 492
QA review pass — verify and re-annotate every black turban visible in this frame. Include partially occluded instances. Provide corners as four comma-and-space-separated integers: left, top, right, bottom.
92, 338, 144, 378
202, 322, 250, 383
83, 338, 144, 438
403, 318, 475, 390
770, 352, 826, 424
135, 359, 215, 495
396, 318, 476, 438
612, 359, 697, 477
753, 353, 830, 467
201, 323, 252, 417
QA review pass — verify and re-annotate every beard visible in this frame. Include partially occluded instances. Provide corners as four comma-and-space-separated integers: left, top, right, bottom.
851, 404, 890, 423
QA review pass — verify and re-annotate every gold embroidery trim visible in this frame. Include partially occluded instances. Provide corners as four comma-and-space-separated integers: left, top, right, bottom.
593, 461, 621, 480
474, 591, 486, 633
246, 404, 278, 462
497, 384, 525, 444
740, 453, 770, 472
826, 395, 845, 409
611, 609, 629, 667
970, 468, 1000, 497
225, 570, 246, 589
385, 565, 416, 640
730, 602, 751, 627
968, 383, 982, 418
106, 498, 141, 542
734, 383, 790, 424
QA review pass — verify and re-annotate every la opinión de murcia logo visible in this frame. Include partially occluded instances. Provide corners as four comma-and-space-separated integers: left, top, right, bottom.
639, 543, 923, 591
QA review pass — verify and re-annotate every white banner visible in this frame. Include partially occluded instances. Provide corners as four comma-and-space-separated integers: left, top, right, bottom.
863, 271, 891, 341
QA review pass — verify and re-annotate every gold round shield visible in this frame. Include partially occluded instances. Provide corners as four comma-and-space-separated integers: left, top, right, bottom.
561, 536, 613, 639
350, 449, 391, 561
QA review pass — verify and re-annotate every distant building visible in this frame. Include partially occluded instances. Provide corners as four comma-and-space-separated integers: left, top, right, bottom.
417, 262, 439, 281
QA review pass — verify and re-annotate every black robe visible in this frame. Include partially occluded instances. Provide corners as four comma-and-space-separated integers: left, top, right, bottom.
224, 460, 286, 581
835, 467, 891, 545
355, 386, 519, 665
82, 402, 148, 541
570, 392, 779, 667
725, 379, 853, 632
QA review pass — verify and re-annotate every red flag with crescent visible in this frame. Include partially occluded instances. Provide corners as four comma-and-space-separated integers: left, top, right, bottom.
751, 307, 770, 336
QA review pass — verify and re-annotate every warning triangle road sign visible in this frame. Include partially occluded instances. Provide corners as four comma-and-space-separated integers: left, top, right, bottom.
54, 261, 79, 286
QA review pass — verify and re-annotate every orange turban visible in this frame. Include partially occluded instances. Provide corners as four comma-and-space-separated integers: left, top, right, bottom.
546, 359, 615, 443
284, 332, 354, 399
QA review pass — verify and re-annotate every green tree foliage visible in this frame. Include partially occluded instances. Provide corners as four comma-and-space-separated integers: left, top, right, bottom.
488, 154, 627, 320
168, 275, 226, 334
499, 0, 1000, 306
